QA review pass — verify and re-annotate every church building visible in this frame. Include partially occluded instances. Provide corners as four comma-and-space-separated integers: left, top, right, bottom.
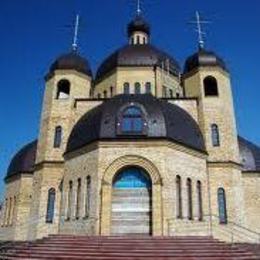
1, 10, 260, 243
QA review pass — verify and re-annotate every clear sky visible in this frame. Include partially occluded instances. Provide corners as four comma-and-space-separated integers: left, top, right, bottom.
0, 0, 259, 200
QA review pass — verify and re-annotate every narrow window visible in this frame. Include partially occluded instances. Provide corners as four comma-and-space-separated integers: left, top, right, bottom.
54, 126, 62, 148
123, 82, 130, 94
3, 199, 8, 226
103, 90, 107, 99
97, 93, 101, 99
67, 181, 73, 220
46, 188, 56, 223
121, 106, 144, 133
131, 37, 134, 45
162, 86, 167, 97
11, 196, 16, 225
76, 178, 81, 219
204, 76, 218, 96
137, 35, 140, 44
211, 124, 220, 147
56, 79, 70, 99
176, 92, 180, 98
145, 82, 151, 94
8, 198, 12, 226
110, 86, 113, 97
197, 181, 203, 221
187, 178, 193, 220
169, 89, 173, 98
143, 37, 146, 44
134, 82, 141, 94
218, 188, 228, 224
85, 176, 91, 217
176, 175, 182, 219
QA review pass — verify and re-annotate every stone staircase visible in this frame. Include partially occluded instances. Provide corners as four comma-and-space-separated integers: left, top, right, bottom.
1, 235, 259, 259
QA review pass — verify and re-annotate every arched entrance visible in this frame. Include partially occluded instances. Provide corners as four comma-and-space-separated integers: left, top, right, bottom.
111, 167, 152, 235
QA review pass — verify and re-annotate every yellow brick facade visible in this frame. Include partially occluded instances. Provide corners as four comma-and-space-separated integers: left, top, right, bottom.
1, 21, 259, 244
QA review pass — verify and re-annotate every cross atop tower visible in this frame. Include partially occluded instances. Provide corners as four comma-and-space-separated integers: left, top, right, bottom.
72, 14, 80, 51
137, 0, 142, 15
190, 11, 210, 49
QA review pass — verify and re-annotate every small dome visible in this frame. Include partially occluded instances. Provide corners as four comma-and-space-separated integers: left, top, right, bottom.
66, 95, 205, 154
127, 15, 150, 37
95, 44, 180, 82
184, 49, 227, 74
47, 51, 92, 78
6, 140, 37, 181
238, 136, 260, 171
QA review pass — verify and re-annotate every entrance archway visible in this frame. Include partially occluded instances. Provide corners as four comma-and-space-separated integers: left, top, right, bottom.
111, 167, 152, 235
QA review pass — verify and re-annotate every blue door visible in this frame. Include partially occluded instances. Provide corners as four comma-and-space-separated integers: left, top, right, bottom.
112, 167, 152, 235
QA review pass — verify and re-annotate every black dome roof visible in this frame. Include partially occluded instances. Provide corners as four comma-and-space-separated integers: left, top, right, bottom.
184, 49, 227, 74
95, 44, 180, 81
66, 95, 205, 154
47, 51, 92, 78
6, 140, 37, 181
127, 15, 150, 37
239, 136, 260, 172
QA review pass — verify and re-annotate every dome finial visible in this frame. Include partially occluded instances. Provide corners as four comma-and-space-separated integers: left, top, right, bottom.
72, 14, 80, 51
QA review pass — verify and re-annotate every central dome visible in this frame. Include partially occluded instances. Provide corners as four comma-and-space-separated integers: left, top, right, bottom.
66, 94, 205, 154
95, 44, 181, 81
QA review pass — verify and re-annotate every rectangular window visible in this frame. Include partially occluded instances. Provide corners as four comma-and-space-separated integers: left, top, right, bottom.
162, 86, 167, 97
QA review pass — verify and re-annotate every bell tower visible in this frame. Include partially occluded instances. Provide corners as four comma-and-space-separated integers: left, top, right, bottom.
183, 11, 244, 226
29, 15, 93, 240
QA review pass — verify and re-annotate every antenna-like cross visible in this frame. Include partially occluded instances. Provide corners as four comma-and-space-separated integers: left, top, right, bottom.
137, 0, 141, 15
72, 14, 80, 51
190, 11, 210, 49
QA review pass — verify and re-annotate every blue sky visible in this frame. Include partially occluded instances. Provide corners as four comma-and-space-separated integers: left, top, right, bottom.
0, 0, 259, 200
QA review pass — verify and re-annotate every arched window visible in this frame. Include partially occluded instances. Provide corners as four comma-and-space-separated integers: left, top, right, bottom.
121, 106, 144, 133
56, 79, 70, 99
67, 181, 73, 220
76, 178, 81, 219
46, 188, 56, 223
176, 175, 182, 219
204, 76, 218, 96
85, 176, 91, 217
145, 82, 151, 94
218, 188, 228, 224
197, 181, 203, 221
7, 198, 12, 226
54, 126, 62, 148
123, 82, 130, 94
103, 90, 107, 99
211, 124, 220, 147
110, 86, 113, 97
135, 82, 141, 94
137, 35, 140, 44
187, 178, 193, 220
97, 93, 101, 99
169, 89, 173, 98
3, 198, 8, 226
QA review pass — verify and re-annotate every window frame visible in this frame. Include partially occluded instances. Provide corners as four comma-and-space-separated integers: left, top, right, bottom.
54, 126, 62, 148
134, 82, 141, 94
46, 188, 56, 224
204, 76, 219, 97
56, 79, 71, 100
218, 187, 228, 224
211, 124, 220, 147
117, 103, 148, 136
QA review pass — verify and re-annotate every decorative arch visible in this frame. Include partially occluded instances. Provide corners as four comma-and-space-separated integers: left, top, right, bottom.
102, 155, 162, 186
100, 155, 163, 236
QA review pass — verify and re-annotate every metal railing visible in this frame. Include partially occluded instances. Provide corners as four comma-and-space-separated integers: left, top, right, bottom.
166, 214, 260, 244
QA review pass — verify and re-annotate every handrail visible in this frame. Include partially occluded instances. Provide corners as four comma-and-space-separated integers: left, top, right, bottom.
166, 214, 260, 244
207, 214, 260, 237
